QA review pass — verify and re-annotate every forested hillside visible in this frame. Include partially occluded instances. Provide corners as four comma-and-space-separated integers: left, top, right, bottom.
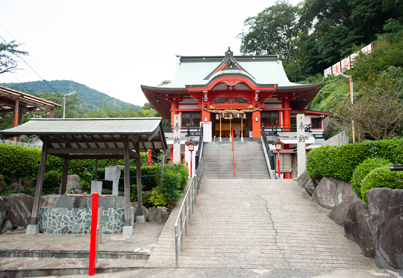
1, 80, 141, 113
239, 0, 403, 82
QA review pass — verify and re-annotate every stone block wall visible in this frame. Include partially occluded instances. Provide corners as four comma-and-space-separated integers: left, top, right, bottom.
38, 207, 134, 234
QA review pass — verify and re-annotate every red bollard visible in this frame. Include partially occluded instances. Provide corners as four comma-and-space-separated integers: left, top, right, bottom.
89, 192, 99, 276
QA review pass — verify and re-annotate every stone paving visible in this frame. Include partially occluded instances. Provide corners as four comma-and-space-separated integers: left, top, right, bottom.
146, 179, 389, 276
0, 222, 164, 276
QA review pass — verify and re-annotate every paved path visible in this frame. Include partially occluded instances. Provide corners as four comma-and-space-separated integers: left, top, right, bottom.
147, 179, 381, 274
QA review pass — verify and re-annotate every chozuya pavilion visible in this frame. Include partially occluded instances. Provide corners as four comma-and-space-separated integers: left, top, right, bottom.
141, 48, 330, 179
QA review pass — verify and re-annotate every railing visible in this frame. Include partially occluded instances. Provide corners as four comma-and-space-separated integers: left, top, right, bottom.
232, 129, 236, 177
174, 158, 204, 268
260, 125, 274, 170
195, 124, 204, 170
0, 139, 42, 149
162, 124, 201, 137
260, 126, 275, 179
263, 124, 313, 136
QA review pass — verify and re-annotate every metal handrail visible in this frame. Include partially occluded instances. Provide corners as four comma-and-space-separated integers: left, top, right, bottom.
174, 158, 204, 268
232, 129, 236, 177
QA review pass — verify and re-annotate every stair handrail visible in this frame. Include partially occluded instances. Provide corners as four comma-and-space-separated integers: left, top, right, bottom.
174, 158, 204, 269
261, 123, 276, 179
232, 129, 236, 177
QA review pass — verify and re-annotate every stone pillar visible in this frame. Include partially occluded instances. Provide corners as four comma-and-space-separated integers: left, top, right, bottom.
173, 114, 181, 163
297, 114, 306, 177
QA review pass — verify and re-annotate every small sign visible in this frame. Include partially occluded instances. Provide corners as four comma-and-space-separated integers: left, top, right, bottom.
202, 121, 212, 142
235, 125, 240, 137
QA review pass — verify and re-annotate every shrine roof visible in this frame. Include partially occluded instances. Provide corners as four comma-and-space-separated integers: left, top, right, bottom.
142, 51, 312, 90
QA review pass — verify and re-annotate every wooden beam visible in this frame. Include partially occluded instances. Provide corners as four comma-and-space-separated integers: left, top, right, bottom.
47, 148, 125, 154
61, 159, 69, 194
124, 135, 131, 226
30, 136, 49, 225
51, 154, 126, 160
136, 141, 143, 217
148, 126, 160, 141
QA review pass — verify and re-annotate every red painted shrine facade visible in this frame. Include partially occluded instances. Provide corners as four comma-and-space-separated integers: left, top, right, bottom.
142, 48, 328, 138
141, 48, 330, 177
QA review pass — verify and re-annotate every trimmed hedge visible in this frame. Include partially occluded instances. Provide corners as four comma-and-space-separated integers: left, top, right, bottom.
361, 165, 403, 204
374, 140, 403, 164
351, 157, 390, 199
306, 143, 371, 182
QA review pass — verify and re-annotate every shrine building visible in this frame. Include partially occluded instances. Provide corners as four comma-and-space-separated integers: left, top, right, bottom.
141, 48, 330, 178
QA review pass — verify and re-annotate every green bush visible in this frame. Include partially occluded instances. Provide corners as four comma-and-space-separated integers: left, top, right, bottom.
43, 171, 61, 194
351, 157, 390, 199
306, 143, 371, 182
361, 165, 403, 204
0, 144, 41, 184
375, 139, 403, 164
0, 174, 4, 188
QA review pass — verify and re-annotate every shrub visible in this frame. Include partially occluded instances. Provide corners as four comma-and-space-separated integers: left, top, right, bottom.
306, 143, 371, 182
43, 171, 61, 194
351, 157, 390, 199
0, 144, 41, 184
0, 174, 4, 188
375, 139, 403, 164
361, 165, 403, 204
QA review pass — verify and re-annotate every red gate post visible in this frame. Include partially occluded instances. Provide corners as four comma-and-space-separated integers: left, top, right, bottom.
89, 192, 99, 276
148, 150, 152, 165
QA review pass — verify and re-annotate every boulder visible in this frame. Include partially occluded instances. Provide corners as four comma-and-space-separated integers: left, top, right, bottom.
1, 220, 12, 234
39, 194, 60, 207
297, 171, 316, 196
343, 197, 375, 258
5, 194, 34, 227
304, 180, 316, 196
297, 170, 311, 188
312, 177, 355, 209
328, 196, 357, 226
367, 188, 403, 270
148, 206, 170, 222
60, 175, 80, 194
131, 202, 149, 221
0, 198, 7, 230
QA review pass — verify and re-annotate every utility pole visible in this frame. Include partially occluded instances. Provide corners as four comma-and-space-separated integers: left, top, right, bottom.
340, 73, 355, 142
63, 78, 76, 119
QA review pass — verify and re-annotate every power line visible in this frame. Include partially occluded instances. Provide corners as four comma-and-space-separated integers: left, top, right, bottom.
0, 34, 63, 98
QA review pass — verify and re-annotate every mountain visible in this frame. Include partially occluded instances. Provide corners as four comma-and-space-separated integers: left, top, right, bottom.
0, 80, 141, 112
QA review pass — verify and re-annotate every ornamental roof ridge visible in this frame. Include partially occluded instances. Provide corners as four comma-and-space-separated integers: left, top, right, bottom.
203, 47, 254, 80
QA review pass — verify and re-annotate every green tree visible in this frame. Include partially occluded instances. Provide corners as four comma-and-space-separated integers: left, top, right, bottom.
0, 40, 28, 74
239, 1, 303, 60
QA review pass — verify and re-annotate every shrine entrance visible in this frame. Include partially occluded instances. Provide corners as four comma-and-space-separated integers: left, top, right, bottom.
211, 112, 251, 139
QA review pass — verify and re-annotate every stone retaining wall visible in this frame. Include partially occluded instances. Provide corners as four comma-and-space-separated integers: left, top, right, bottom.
38, 207, 134, 234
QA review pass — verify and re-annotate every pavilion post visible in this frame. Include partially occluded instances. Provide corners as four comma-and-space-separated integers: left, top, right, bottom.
122, 136, 133, 235
12, 98, 20, 142
135, 142, 145, 223
61, 159, 69, 194
27, 136, 49, 234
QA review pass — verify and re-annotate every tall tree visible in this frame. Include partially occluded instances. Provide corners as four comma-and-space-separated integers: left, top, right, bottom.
0, 40, 28, 75
239, 1, 303, 61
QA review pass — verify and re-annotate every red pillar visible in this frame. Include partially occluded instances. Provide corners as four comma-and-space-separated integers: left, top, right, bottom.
49, 108, 55, 118
170, 99, 179, 123
201, 110, 210, 122
252, 111, 261, 138
170, 147, 174, 164
283, 99, 290, 131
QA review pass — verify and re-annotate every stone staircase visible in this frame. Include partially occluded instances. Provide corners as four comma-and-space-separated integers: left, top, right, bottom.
202, 141, 270, 179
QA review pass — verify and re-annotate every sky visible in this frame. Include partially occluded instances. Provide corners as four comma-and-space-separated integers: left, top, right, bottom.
0, 0, 302, 107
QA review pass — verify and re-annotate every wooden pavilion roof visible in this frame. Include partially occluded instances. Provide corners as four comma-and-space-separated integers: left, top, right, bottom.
0, 86, 61, 114
0, 118, 167, 159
